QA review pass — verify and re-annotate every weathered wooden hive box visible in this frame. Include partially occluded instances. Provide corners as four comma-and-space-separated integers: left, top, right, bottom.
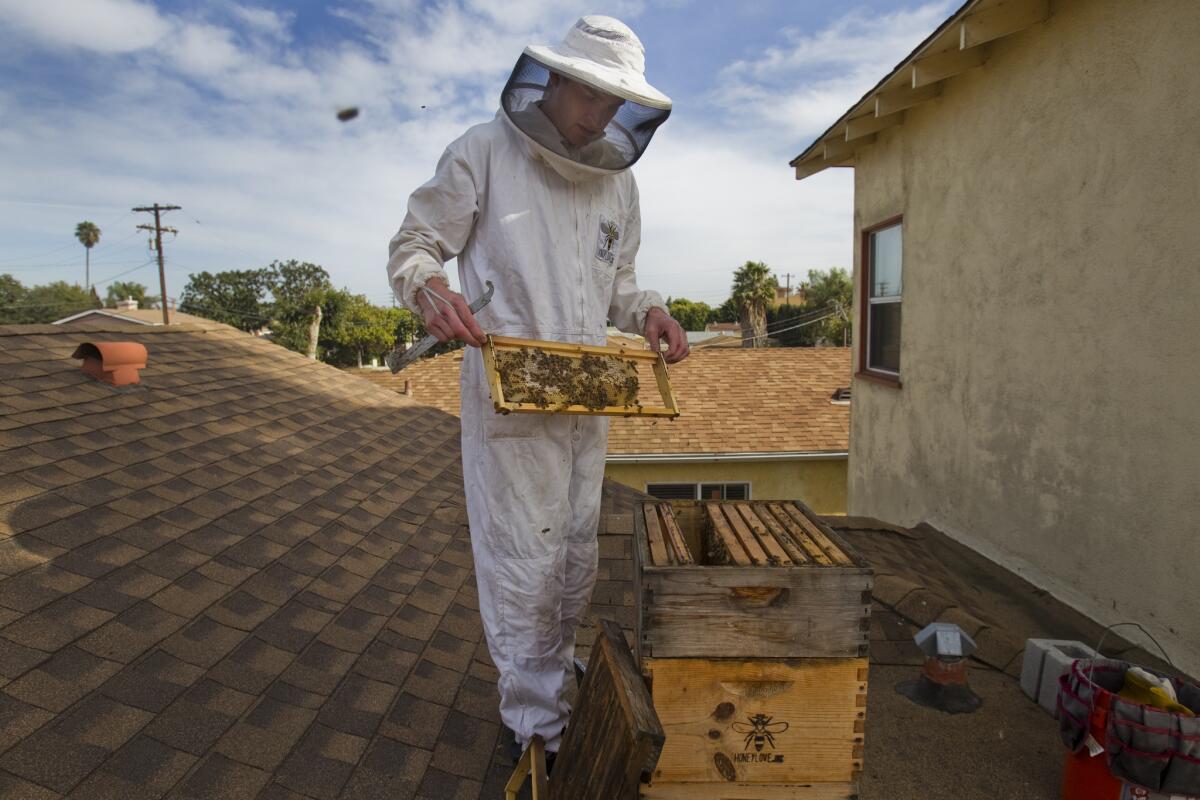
634, 500, 872, 799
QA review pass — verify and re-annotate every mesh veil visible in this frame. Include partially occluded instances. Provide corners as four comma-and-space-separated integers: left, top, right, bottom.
501, 53, 670, 173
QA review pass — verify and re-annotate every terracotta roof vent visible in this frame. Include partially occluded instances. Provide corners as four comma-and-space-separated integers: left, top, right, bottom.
72, 342, 148, 386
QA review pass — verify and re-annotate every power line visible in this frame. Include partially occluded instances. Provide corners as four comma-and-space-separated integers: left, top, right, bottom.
0, 199, 130, 211
187, 216, 275, 270
3, 232, 153, 273
0, 210, 135, 266
698, 303, 847, 347
91, 259, 158, 287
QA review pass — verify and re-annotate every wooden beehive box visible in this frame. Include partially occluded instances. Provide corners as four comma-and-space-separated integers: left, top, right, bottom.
639, 656, 868, 794
634, 500, 872, 797
634, 500, 872, 661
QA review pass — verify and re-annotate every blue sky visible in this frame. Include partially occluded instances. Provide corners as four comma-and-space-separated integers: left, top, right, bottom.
0, 0, 953, 312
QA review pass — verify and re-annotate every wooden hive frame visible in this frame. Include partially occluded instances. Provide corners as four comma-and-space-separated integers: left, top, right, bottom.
481, 334, 680, 418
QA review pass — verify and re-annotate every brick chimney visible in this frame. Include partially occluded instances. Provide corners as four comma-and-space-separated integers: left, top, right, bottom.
116, 297, 138, 311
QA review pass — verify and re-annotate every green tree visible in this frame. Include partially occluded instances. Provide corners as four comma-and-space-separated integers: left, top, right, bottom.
665, 297, 712, 332
324, 292, 417, 367
267, 260, 334, 358
19, 281, 99, 324
105, 281, 159, 309
179, 268, 274, 331
802, 267, 852, 346
0, 274, 26, 324
710, 297, 738, 324
75, 221, 101, 291
731, 261, 777, 348
0, 276, 103, 324
767, 268, 853, 347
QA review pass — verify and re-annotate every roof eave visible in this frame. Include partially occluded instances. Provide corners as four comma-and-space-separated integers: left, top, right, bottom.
790, 0, 1051, 180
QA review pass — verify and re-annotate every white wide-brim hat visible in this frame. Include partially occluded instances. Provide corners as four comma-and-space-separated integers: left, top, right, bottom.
524, 15, 671, 110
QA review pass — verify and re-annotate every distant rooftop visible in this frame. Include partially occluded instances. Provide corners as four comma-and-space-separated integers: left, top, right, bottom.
52, 298, 236, 330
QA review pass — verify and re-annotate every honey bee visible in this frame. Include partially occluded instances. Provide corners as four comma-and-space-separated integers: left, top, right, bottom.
732, 713, 789, 752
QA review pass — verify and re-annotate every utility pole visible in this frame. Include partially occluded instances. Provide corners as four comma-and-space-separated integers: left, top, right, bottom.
783, 273, 794, 306
133, 204, 180, 325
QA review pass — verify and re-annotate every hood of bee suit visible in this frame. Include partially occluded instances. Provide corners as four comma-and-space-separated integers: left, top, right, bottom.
500, 15, 671, 183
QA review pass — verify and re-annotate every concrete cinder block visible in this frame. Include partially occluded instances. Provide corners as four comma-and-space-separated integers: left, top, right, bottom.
1021, 639, 1099, 714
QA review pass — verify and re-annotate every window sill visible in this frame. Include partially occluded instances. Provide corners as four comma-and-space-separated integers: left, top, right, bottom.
855, 370, 902, 389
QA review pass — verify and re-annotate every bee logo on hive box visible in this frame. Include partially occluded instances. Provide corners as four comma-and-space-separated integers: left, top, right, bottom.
732, 713, 789, 763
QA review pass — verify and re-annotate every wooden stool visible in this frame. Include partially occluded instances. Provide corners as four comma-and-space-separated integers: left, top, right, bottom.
505, 619, 664, 800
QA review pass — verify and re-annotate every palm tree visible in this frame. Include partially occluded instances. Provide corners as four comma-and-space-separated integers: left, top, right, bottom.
731, 261, 777, 348
74, 221, 101, 290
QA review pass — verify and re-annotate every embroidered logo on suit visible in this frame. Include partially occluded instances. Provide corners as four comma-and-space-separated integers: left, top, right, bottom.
595, 217, 621, 264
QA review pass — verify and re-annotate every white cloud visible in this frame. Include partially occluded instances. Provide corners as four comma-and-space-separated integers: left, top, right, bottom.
634, 123, 853, 303
0, 0, 170, 54
0, 1, 936, 309
170, 23, 245, 77
713, 1, 955, 144
229, 5, 294, 41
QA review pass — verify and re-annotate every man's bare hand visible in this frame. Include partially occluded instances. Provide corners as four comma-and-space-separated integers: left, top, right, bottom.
644, 307, 689, 363
416, 278, 487, 347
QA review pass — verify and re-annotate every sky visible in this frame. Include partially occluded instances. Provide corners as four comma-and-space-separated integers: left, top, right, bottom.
0, 0, 954, 312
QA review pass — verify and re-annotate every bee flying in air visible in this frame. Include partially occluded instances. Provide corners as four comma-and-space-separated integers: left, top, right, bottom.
732, 713, 789, 752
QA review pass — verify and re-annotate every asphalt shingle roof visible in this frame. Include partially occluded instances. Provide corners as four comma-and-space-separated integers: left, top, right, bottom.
0, 321, 641, 799
0, 321, 1158, 799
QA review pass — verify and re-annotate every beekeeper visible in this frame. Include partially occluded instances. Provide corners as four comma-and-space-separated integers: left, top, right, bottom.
386, 15, 688, 759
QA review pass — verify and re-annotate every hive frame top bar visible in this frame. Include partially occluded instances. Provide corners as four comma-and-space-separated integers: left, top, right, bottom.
481, 334, 681, 418
640, 500, 871, 570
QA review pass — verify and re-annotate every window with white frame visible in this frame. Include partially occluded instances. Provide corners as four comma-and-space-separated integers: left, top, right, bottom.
646, 482, 750, 501
864, 219, 902, 377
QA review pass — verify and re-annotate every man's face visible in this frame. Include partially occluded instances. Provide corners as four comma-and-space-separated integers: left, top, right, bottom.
542, 74, 624, 148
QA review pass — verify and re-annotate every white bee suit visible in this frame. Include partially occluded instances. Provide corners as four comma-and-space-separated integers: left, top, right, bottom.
386, 16, 671, 752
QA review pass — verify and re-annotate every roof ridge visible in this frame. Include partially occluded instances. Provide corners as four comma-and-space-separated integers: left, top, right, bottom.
0, 322, 243, 337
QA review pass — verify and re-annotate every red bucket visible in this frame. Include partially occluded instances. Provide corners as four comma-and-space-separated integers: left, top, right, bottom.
1061, 683, 1123, 800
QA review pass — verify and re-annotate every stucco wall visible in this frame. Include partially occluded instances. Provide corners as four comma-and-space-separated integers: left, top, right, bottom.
849, 0, 1200, 674
605, 457, 847, 513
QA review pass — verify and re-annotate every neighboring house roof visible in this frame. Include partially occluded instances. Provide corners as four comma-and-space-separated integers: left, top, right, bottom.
691, 333, 743, 348
52, 308, 237, 330
351, 348, 851, 458
684, 331, 725, 345
791, 0, 1051, 178
349, 354, 466, 417
0, 321, 636, 798
607, 348, 850, 457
